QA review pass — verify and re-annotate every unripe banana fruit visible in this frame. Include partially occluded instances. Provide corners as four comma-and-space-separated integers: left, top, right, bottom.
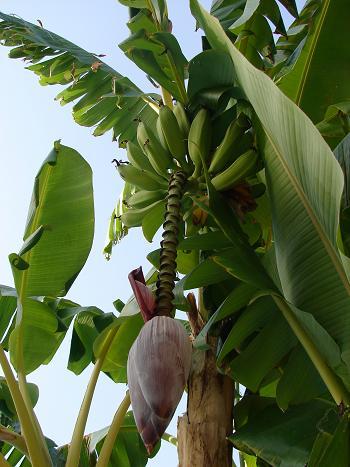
208, 115, 250, 174
156, 117, 169, 151
188, 108, 212, 178
126, 141, 155, 174
137, 121, 176, 177
173, 101, 190, 139
211, 149, 258, 191
117, 163, 168, 191
158, 105, 187, 164
127, 189, 166, 209
121, 199, 164, 227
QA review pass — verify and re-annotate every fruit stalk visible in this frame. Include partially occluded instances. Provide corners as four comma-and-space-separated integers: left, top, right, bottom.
156, 170, 187, 316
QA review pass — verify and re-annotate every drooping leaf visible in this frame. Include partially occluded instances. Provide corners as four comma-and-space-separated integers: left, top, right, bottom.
216, 296, 278, 366
182, 257, 233, 290
177, 230, 231, 251
276, 345, 327, 410
277, 0, 350, 123
119, 29, 188, 103
190, 0, 350, 371
68, 307, 105, 375
191, 190, 273, 291
194, 281, 257, 349
229, 312, 296, 391
0, 12, 158, 142
187, 49, 235, 100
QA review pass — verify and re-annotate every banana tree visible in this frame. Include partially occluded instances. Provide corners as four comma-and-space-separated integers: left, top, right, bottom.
1, 0, 350, 466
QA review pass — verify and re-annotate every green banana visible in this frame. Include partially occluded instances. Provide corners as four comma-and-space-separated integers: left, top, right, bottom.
173, 101, 190, 139
188, 108, 212, 178
137, 121, 176, 177
158, 105, 187, 164
208, 115, 250, 174
121, 199, 164, 227
156, 117, 169, 151
211, 149, 258, 191
117, 163, 168, 191
126, 141, 155, 174
127, 189, 166, 209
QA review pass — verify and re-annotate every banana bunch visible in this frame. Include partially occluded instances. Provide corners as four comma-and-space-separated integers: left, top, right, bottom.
114, 102, 260, 234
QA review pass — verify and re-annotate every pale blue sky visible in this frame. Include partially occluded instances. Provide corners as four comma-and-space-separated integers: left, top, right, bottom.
0, 1, 297, 465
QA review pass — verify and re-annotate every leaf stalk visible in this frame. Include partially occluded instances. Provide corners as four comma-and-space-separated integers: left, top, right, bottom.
273, 295, 350, 406
95, 391, 131, 467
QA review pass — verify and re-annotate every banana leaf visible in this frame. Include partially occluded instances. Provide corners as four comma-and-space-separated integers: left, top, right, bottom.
277, 0, 350, 123
0, 12, 158, 143
190, 0, 350, 396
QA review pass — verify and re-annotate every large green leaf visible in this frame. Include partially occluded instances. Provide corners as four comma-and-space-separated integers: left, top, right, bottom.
231, 398, 338, 466
277, 0, 350, 122
229, 312, 296, 391
0, 12, 158, 142
7, 143, 94, 373
10, 142, 94, 298
9, 298, 59, 373
190, 0, 350, 372
276, 345, 327, 410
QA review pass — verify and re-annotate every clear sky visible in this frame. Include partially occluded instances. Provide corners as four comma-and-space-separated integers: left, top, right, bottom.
0, 1, 297, 465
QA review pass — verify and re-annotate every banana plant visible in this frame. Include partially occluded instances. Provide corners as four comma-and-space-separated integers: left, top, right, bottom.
1, 0, 350, 466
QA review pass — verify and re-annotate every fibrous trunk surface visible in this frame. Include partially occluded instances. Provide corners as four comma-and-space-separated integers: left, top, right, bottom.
177, 338, 234, 467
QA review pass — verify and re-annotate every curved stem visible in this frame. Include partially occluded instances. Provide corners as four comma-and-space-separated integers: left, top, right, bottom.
162, 432, 177, 447
273, 295, 350, 406
164, 53, 188, 105
0, 345, 47, 466
96, 392, 131, 467
0, 424, 28, 457
66, 325, 119, 467
141, 95, 161, 113
16, 301, 52, 466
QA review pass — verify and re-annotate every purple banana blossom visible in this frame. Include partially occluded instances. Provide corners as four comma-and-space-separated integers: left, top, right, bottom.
128, 267, 156, 322
127, 315, 192, 454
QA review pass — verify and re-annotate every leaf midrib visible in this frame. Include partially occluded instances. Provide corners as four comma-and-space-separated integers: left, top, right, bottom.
265, 129, 350, 296
295, 0, 330, 107
19, 163, 53, 303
